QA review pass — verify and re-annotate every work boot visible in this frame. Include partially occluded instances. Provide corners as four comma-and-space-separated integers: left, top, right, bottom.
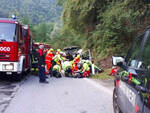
45, 75, 49, 78
43, 80, 49, 83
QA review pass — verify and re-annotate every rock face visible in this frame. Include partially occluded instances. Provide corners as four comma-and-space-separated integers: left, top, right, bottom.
99, 56, 112, 69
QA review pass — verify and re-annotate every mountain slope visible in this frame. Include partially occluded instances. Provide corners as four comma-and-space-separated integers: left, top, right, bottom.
0, 0, 61, 24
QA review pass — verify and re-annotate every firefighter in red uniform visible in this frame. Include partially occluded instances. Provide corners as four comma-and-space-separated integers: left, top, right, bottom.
37, 45, 48, 83
45, 48, 54, 75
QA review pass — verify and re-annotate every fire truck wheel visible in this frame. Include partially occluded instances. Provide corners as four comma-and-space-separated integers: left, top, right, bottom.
113, 88, 122, 113
17, 74, 23, 81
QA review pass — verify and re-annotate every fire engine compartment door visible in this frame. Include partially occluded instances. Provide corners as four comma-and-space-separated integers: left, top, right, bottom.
117, 81, 144, 113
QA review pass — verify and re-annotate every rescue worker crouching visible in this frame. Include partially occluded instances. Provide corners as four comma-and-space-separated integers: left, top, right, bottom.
52, 61, 62, 78
73, 62, 83, 78
62, 61, 72, 77
82, 60, 91, 78
52, 49, 66, 78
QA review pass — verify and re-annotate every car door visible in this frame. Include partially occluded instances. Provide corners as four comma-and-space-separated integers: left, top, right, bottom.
117, 80, 144, 113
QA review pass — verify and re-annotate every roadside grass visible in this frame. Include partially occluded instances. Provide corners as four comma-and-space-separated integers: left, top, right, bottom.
90, 68, 114, 80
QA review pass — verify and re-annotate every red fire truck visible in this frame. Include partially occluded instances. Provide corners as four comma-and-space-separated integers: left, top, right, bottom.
0, 17, 32, 79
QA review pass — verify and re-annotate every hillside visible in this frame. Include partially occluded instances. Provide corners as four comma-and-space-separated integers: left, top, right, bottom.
50, 0, 150, 68
0, 0, 62, 24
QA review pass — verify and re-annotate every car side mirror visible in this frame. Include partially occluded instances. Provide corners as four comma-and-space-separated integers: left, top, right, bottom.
112, 56, 124, 66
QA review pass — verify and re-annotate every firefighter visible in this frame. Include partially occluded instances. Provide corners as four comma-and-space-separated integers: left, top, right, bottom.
37, 45, 49, 83
82, 60, 90, 77
45, 48, 54, 75
31, 47, 38, 72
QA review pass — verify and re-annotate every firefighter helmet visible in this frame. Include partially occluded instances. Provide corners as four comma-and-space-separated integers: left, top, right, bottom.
50, 48, 54, 52
77, 54, 80, 58
57, 49, 61, 53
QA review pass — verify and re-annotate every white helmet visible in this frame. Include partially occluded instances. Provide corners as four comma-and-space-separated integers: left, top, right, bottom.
39, 45, 44, 49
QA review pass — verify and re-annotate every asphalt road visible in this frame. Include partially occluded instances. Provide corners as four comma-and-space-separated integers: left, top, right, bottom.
2, 75, 114, 113
0, 77, 21, 113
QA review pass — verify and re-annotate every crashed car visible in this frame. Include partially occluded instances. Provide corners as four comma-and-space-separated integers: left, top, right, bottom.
63, 46, 102, 75
112, 27, 150, 113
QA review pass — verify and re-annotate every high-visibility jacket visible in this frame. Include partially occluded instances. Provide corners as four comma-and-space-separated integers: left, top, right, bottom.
53, 54, 65, 65
82, 62, 90, 77
45, 52, 54, 74
62, 61, 72, 71
83, 63, 90, 72
53, 65, 61, 72
72, 57, 80, 72
73, 57, 80, 64
81, 60, 92, 66
45, 52, 53, 63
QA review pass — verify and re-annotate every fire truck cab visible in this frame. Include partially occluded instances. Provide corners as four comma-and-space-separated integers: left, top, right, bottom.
0, 17, 32, 79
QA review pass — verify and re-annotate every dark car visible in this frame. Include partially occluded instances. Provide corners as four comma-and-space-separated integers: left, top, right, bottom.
63, 46, 79, 60
112, 27, 150, 113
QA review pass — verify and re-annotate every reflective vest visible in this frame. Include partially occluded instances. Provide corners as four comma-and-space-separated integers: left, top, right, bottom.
53, 54, 65, 65
45, 52, 53, 63
83, 63, 90, 72
62, 61, 72, 71
73, 57, 80, 64
53, 65, 61, 72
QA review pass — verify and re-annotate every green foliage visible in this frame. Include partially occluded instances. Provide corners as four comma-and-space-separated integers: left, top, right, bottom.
62, 0, 100, 34
52, 0, 150, 61
89, 1, 136, 58
32, 23, 54, 43
21, 16, 54, 43
50, 32, 87, 49
90, 68, 113, 80
0, 0, 61, 24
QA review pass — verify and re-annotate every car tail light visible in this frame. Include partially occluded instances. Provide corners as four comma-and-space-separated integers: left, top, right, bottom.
116, 80, 120, 88
128, 72, 132, 83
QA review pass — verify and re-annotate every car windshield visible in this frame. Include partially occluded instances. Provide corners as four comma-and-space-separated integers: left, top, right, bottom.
0, 23, 17, 42
126, 30, 150, 69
